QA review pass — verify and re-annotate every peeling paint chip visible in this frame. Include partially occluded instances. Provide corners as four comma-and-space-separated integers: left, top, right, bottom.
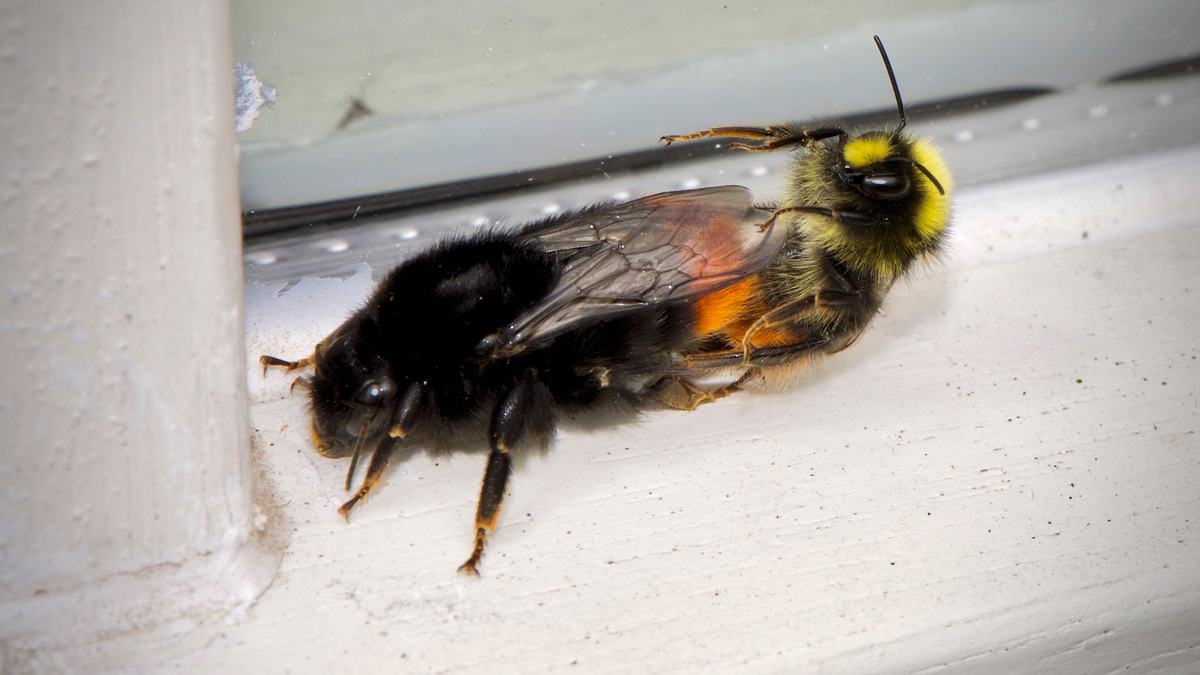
234, 62, 277, 133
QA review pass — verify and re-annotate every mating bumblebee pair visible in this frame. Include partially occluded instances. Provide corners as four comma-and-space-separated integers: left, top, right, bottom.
262, 37, 953, 576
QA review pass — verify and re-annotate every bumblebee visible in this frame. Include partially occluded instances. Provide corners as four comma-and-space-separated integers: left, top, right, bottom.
262, 36, 952, 576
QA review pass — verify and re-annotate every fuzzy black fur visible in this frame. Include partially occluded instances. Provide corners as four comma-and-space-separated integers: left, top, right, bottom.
308, 231, 697, 461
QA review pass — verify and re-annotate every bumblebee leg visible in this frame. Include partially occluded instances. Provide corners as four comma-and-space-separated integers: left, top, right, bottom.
648, 370, 762, 411
710, 368, 763, 398
288, 376, 311, 394
647, 376, 711, 411
729, 127, 847, 153
683, 337, 832, 370
337, 436, 397, 520
338, 383, 422, 521
661, 126, 782, 145
741, 296, 815, 365
661, 125, 844, 152
388, 381, 425, 439
771, 206, 882, 228
458, 450, 512, 577
259, 354, 312, 376
459, 375, 554, 577
342, 412, 377, 491
738, 289, 861, 365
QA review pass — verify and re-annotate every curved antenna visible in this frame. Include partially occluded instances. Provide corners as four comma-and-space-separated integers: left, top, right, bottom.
904, 157, 946, 196
873, 35, 907, 137
872, 37, 943, 195
344, 410, 375, 491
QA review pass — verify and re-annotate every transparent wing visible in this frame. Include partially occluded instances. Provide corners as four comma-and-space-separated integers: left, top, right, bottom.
480, 186, 785, 355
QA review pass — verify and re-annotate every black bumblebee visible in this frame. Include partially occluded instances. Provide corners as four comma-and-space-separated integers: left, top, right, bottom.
262, 37, 952, 576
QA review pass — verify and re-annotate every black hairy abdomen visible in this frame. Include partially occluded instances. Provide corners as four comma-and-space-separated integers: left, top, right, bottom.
336, 234, 694, 450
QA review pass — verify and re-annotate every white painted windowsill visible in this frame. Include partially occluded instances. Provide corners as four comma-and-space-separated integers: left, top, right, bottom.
208, 144, 1200, 673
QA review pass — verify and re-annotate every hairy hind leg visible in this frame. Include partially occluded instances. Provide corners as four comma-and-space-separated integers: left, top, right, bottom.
647, 370, 761, 412
259, 354, 312, 376
458, 373, 554, 577
337, 436, 398, 520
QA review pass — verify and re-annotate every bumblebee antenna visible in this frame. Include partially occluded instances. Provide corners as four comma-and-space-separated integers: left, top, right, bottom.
344, 411, 375, 491
873, 36, 907, 137
872, 36, 943, 195
903, 157, 946, 195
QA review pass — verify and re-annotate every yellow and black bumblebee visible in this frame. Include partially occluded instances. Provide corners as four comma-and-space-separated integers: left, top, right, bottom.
262, 36, 952, 576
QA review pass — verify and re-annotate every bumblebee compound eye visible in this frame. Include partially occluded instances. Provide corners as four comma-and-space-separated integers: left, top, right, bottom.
342, 377, 398, 437
355, 378, 397, 407
311, 375, 398, 459
859, 172, 911, 200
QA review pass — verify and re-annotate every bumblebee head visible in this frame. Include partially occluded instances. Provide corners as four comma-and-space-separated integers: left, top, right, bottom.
832, 37, 949, 213
789, 129, 952, 280
787, 37, 953, 280
307, 320, 399, 458
839, 131, 945, 201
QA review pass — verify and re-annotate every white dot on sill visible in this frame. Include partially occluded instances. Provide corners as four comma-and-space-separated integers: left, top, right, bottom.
953, 129, 975, 143
1154, 93, 1174, 107
470, 215, 490, 228
1021, 118, 1041, 131
1087, 104, 1109, 119
246, 251, 277, 265
680, 177, 702, 189
388, 226, 420, 240
749, 166, 769, 177
541, 203, 562, 215
316, 238, 350, 253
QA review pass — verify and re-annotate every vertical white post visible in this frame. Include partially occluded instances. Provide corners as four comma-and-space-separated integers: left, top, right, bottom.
0, 0, 274, 659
